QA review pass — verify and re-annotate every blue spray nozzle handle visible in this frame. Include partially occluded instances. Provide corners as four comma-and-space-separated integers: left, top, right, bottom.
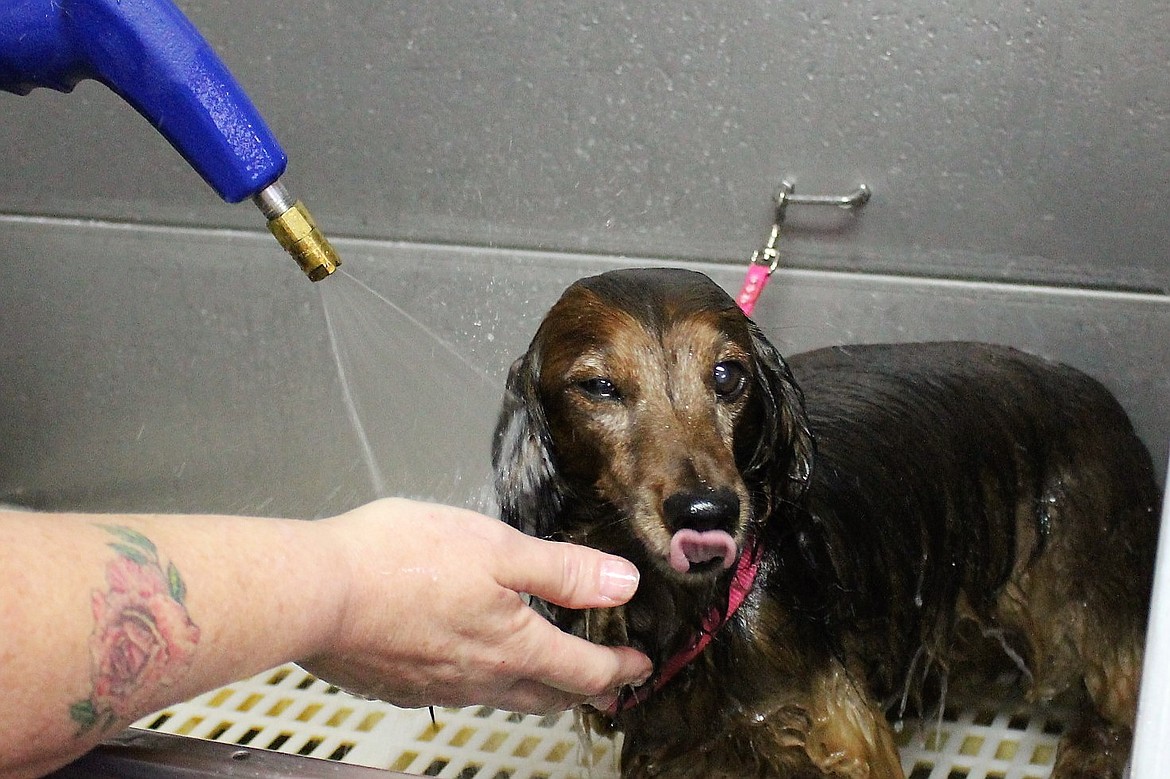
0, 0, 287, 203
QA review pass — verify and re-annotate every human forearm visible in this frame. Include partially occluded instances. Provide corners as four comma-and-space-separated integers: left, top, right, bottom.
0, 510, 346, 779
0, 498, 652, 779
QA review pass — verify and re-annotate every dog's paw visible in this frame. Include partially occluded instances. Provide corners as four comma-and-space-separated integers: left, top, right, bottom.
801, 670, 904, 779
1052, 717, 1131, 779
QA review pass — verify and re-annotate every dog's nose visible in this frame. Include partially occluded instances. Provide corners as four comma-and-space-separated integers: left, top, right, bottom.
663, 487, 741, 532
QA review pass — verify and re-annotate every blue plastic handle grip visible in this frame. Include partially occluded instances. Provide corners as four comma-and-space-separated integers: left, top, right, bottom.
0, 0, 287, 203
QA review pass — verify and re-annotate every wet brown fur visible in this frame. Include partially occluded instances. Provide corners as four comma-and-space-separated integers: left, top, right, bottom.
492, 268, 1160, 778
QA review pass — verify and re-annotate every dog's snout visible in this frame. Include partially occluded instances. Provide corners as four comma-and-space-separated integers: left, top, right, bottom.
663, 487, 741, 532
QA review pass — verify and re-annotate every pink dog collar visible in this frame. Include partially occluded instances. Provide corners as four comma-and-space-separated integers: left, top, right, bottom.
609, 541, 761, 715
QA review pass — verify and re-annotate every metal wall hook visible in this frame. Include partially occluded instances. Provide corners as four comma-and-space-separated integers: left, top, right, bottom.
774, 180, 871, 216
750, 180, 871, 274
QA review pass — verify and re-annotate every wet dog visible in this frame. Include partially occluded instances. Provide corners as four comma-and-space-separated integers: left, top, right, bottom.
492, 267, 1160, 778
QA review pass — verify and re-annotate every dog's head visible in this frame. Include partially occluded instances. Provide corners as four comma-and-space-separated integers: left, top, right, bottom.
492, 268, 812, 656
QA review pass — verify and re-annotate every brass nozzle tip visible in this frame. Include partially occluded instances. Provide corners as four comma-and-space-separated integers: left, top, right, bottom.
266, 201, 342, 281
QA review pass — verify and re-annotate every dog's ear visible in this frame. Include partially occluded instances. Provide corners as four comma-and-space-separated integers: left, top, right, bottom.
745, 322, 814, 498
491, 352, 566, 539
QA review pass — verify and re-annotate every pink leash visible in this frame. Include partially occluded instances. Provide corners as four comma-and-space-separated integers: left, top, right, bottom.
735, 185, 786, 316
736, 259, 775, 316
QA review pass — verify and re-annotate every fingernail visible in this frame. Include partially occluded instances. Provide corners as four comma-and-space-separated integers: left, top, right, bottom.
598, 559, 639, 604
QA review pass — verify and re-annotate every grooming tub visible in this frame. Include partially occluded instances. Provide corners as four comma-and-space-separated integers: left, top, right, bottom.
7, 228, 1159, 779
3, 0, 1167, 776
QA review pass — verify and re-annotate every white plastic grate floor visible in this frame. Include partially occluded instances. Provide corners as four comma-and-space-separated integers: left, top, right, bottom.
134, 664, 1065, 778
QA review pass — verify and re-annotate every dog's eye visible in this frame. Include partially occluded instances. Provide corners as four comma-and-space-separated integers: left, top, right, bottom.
712, 361, 748, 400
576, 377, 622, 401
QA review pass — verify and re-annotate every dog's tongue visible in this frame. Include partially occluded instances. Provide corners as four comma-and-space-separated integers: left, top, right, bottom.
668, 529, 739, 573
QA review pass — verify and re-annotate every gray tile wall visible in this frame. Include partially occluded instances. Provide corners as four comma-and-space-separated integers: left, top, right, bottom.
1, 1, 1166, 514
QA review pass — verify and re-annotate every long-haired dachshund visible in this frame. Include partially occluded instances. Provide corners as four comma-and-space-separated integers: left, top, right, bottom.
492, 267, 1160, 778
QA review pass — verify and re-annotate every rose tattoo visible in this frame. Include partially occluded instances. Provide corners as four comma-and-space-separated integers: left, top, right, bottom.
70, 525, 201, 735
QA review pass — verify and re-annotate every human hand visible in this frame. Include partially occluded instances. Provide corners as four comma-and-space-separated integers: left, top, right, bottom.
301, 498, 653, 714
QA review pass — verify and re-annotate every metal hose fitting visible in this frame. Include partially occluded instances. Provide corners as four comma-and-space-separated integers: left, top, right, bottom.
254, 182, 341, 281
